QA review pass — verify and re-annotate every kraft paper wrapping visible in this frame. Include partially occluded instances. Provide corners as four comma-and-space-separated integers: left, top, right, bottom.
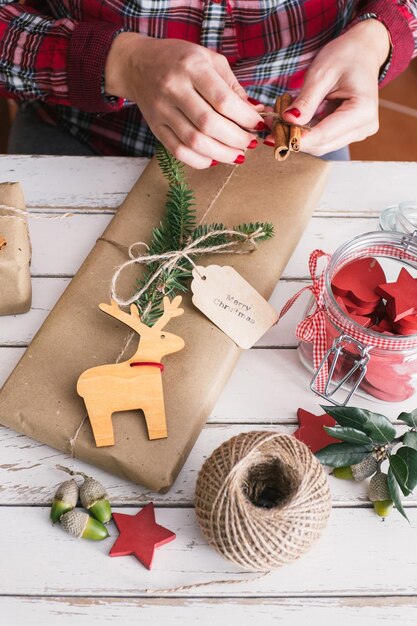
0, 146, 329, 491
0, 182, 31, 315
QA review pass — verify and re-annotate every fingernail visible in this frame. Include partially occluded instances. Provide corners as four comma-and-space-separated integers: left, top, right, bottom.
255, 121, 268, 131
234, 155, 245, 165
285, 107, 301, 118
263, 139, 275, 147
210, 160, 219, 167
247, 96, 261, 105
247, 139, 258, 149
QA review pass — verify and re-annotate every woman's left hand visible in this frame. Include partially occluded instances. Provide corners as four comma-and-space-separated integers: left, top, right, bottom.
265, 19, 391, 156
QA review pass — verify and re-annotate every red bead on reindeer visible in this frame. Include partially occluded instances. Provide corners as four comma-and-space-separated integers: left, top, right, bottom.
77, 296, 185, 447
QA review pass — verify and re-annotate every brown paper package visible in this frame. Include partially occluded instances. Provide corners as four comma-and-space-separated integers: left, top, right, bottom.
0, 146, 329, 492
0, 182, 31, 315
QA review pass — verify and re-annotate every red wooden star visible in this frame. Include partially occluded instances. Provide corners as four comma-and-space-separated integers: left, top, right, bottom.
376, 267, 417, 322
109, 503, 176, 570
293, 408, 340, 453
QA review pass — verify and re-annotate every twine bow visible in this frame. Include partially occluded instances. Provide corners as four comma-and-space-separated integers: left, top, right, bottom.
279, 250, 331, 392
110, 227, 266, 307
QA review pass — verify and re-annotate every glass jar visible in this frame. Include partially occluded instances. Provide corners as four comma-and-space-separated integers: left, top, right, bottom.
298, 231, 417, 405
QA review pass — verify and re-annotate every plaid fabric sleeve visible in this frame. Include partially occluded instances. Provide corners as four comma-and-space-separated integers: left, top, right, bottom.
0, 2, 123, 113
352, 1, 417, 86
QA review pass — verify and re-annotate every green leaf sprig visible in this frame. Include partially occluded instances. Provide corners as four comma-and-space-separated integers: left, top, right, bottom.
134, 145, 274, 325
316, 406, 417, 521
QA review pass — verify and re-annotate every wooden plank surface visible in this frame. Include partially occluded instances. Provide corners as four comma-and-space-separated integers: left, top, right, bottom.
0, 156, 416, 216
0, 506, 416, 597
1, 596, 415, 626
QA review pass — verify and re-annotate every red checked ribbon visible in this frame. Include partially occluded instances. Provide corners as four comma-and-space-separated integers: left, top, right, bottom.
279, 250, 331, 391
279, 245, 417, 394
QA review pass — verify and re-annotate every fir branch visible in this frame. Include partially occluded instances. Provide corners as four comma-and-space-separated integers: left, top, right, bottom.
133, 147, 274, 325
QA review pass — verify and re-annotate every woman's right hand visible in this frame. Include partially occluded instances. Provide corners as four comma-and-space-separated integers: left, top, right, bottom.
105, 33, 263, 168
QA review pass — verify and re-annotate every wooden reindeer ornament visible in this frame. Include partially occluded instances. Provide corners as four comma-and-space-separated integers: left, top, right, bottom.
77, 296, 185, 447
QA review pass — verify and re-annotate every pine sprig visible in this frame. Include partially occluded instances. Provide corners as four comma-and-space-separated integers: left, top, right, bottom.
134, 145, 274, 325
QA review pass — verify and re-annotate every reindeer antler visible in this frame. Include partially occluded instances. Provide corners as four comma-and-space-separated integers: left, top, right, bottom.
152, 296, 184, 331
99, 300, 147, 334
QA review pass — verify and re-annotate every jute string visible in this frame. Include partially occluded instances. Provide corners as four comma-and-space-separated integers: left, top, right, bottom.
109, 227, 266, 308
145, 432, 331, 593
0, 203, 74, 220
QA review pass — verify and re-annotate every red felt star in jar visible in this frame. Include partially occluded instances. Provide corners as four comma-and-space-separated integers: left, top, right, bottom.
109, 503, 176, 570
376, 267, 417, 322
293, 408, 340, 453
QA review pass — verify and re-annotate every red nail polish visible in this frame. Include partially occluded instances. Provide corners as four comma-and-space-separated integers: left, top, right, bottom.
285, 107, 301, 118
263, 139, 275, 147
210, 160, 219, 167
247, 96, 261, 105
247, 139, 258, 149
234, 155, 245, 165
255, 121, 268, 131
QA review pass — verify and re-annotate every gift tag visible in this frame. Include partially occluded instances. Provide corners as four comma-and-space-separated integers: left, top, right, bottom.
191, 265, 278, 349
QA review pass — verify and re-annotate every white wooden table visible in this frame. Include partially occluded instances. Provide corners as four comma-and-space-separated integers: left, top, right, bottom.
1, 157, 417, 625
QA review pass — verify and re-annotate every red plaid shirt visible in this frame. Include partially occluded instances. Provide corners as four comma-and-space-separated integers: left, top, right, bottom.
0, 1, 416, 156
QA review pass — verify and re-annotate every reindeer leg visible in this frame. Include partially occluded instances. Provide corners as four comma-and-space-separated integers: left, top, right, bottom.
85, 403, 115, 447
142, 399, 168, 440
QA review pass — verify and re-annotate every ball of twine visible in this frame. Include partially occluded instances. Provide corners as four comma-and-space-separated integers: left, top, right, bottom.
195, 431, 331, 572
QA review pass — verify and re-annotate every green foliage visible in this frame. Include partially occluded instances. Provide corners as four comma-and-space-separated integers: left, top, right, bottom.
316, 405, 417, 520
398, 409, 417, 429
387, 468, 409, 522
323, 426, 373, 446
315, 443, 372, 467
134, 145, 274, 325
402, 431, 417, 450
321, 406, 396, 444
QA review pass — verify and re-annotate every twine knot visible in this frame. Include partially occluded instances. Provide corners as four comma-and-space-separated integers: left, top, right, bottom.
110, 227, 266, 308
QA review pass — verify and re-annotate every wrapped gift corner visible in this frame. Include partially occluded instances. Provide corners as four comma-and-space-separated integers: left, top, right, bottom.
0, 145, 329, 492
0, 182, 32, 315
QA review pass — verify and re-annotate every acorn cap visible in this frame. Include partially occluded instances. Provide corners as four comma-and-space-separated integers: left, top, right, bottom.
80, 477, 108, 510
351, 455, 378, 481
50, 479, 79, 523
369, 472, 391, 502
60, 510, 109, 541
60, 510, 89, 538
54, 479, 79, 505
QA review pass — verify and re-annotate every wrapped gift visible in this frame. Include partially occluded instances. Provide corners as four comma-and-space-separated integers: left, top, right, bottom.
0, 146, 329, 491
0, 182, 31, 315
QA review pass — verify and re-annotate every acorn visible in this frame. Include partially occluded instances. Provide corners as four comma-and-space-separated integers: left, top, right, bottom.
368, 472, 393, 518
332, 466, 354, 480
60, 510, 109, 540
351, 454, 378, 481
50, 479, 79, 523
80, 476, 112, 524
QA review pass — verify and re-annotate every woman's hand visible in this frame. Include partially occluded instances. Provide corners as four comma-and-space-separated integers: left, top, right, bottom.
105, 34, 263, 168
267, 19, 391, 156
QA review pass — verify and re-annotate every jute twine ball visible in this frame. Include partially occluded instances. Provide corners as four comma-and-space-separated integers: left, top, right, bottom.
195, 431, 331, 572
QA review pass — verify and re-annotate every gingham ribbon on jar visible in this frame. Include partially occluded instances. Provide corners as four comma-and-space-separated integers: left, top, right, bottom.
279, 250, 331, 391
279, 246, 417, 393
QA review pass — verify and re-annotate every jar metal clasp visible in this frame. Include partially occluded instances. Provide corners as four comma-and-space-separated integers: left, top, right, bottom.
310, 334, 372, 406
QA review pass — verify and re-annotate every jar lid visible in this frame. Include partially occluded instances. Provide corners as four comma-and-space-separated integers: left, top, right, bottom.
379, 201, 417, 234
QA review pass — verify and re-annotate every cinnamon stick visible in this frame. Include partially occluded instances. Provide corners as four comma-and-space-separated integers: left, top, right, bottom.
273, 93, 293, 161
0, 235, 6, 250
289, 125, 302, 152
